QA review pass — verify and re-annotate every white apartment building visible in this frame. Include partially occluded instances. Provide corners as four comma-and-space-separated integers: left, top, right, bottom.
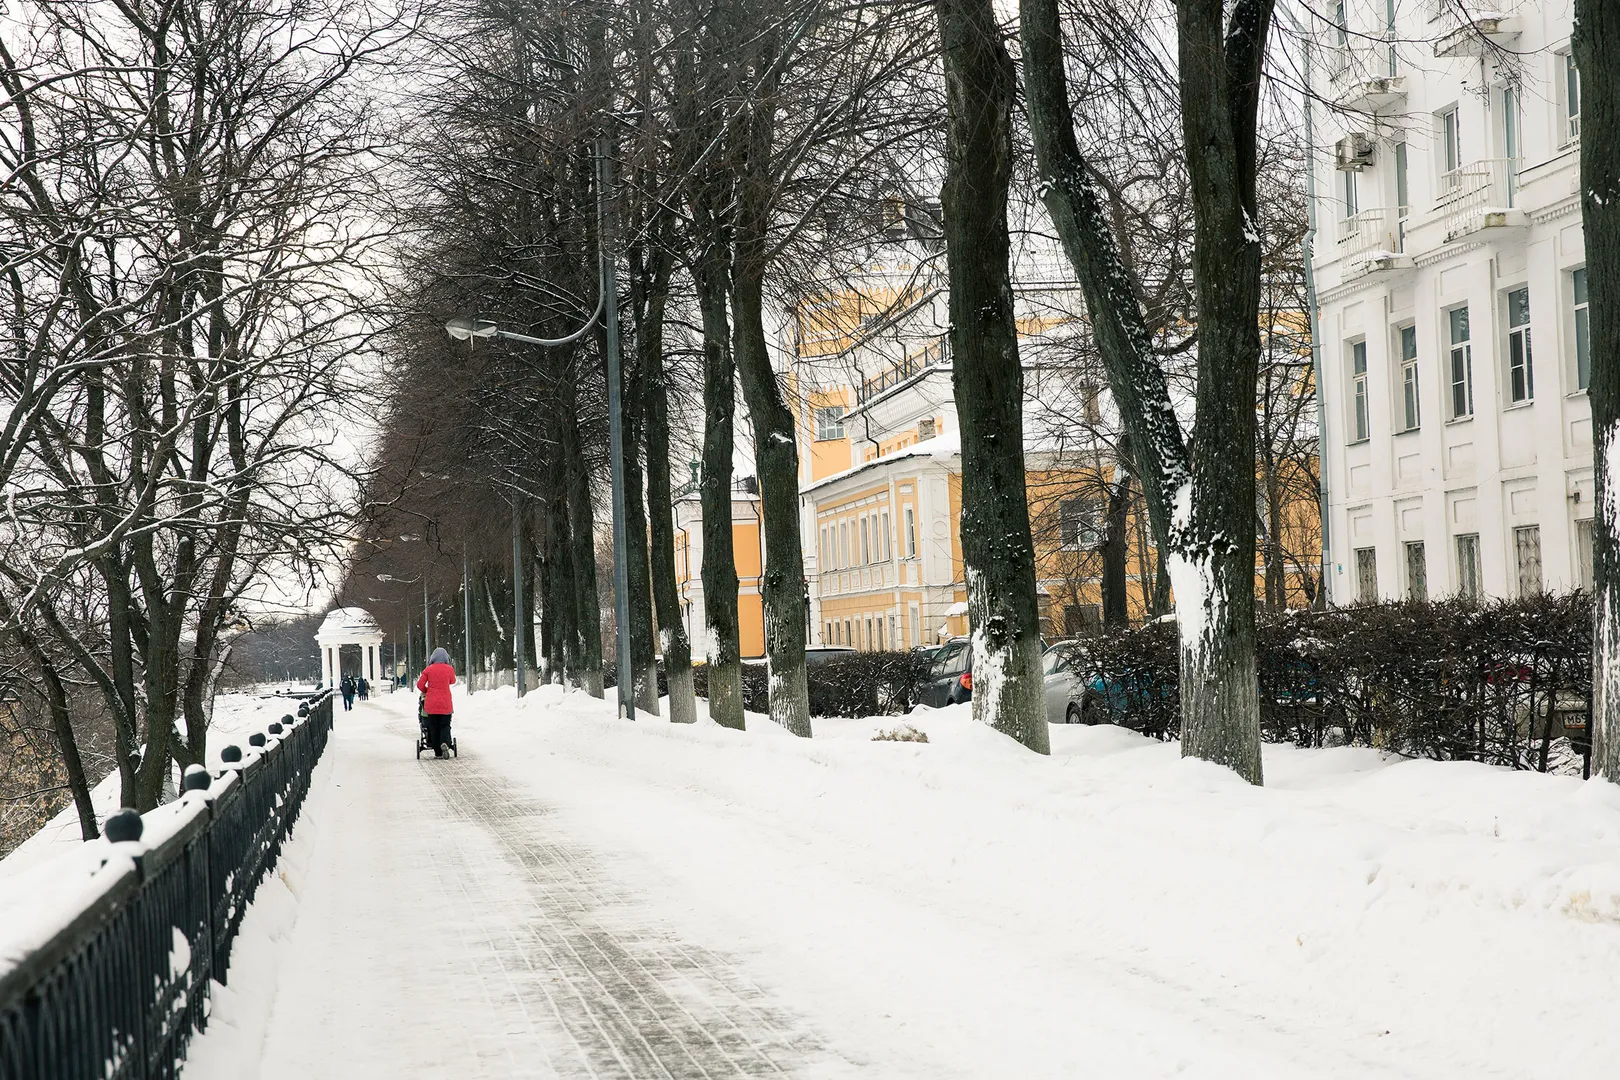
1312, 0, 1592, 604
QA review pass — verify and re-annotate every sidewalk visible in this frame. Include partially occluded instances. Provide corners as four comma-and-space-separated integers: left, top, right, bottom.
185, 695, 848, 1079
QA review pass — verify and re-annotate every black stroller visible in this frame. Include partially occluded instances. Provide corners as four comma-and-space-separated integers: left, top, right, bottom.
415, 693, 458, 759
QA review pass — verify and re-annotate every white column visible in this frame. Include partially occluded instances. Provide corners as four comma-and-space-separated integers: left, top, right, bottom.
320, 643, 330, 689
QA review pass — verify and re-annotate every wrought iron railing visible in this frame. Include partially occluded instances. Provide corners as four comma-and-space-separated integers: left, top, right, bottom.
0, 691, 335, 1080
1438, 157, 1521, 239
1336, 207, 1404, 264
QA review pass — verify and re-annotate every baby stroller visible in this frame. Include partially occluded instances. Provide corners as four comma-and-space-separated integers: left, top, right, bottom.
415, 693, 457, 759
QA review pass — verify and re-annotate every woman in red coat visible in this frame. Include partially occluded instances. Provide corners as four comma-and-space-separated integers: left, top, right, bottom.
416, 648, 457, 757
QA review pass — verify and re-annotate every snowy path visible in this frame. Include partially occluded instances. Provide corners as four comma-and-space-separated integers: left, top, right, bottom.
185, 686, 1620, 1079
197, 696, 839, 1080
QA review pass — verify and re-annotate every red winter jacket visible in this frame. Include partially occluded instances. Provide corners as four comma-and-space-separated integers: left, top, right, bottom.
416, 662, 456, 715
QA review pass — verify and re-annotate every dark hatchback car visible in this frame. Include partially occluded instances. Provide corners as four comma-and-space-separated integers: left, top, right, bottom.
918, 637, 973, 708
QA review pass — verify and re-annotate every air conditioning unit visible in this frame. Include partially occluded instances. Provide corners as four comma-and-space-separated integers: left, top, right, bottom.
1335, 132, 1376, 171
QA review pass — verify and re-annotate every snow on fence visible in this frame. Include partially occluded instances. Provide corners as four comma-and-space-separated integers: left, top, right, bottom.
0, 690, 335, 1080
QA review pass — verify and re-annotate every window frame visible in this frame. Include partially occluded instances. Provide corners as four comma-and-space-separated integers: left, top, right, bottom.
1505, 285, 1533, 405
1439, 106, 1462, 188
1456, 533, 1481, 599
1350, 339, 1370, 442
1405, 540, 1428, 602
1574, 266, 1591, 392
1398, 324, 1420, 431
1447, 305, 1474, 420
813, 406, 846, 441
904, 505, 917, 556
1513, 524, 1543, 597
1564, 50, 1581, 144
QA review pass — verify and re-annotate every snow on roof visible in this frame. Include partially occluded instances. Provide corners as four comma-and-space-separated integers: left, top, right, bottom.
803, 431, 963, 494
320, 606, 379, 632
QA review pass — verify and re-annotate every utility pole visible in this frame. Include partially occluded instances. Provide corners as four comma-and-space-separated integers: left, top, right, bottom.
513, 506, 526, 696
599, 137, 634, 722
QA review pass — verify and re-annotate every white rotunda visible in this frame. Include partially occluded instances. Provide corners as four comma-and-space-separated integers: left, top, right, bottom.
315, 607, 386, 689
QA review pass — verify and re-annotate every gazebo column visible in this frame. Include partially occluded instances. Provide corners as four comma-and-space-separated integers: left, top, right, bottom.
320, 644, 330, 689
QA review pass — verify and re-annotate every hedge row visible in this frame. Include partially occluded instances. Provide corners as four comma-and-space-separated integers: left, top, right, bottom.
1068, 593, 1592, 772
692, 651, 934, 718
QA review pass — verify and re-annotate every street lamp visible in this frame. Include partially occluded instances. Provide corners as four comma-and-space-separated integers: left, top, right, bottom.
444, 139, 634, 721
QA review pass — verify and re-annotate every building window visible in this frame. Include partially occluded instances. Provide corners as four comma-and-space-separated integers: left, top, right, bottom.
844, 619, 852, 645
1341, 167, 1358, 220
814, 406, 845, 441
880, 511, 891, 560
1405, 541, 1428, 601
1399, 325, 1420, 430
1575, 267, 1591, 391
904, 505, 916, 556
867, 617, 876, 650
1578, 518, 1595, 592
860, 516, 870, 564
1060, 497, 1102, 550
1565, 51, 1581, 143
1514, 525, 1543, 596
909, 602, 920, 647
1502, 86, 1520, 205
1082, 381, 1102, 423
1355, 547, 1378, 604
1456, 533, 1481, 599
1334, 0, 1348, 47
1351, 340, 1369, 441
840, 522, 850, 567
1448, 306, 1473, 419
1395, 141, 1410, 238
917, 417, 936, 440
1506, 287, 1533, 404
825, 621, 833, 644
820, 526, 830, 569
1440, 106, 1462, 188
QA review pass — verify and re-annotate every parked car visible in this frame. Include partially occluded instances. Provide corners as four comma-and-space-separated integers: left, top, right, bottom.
1041, 642, 1093, 725
1042, 641, 1175, 724
804, 645, 858, 665
919, 637, 973, 707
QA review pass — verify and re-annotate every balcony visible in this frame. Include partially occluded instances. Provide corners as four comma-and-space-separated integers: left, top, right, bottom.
1338, 75, 1406, 114
1335, 209, 1411, 275
1437, 158, 1525, 242
856, 338, 948, 405
1433, 15, 1518, 58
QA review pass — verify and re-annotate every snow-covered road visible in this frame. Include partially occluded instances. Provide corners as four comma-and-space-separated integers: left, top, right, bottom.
185, 685, 1620, 1079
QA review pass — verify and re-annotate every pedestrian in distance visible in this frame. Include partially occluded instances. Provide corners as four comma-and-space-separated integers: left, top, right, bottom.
357, 676, 369, 700
417, 647, 457, 757
341, 675, 355, 711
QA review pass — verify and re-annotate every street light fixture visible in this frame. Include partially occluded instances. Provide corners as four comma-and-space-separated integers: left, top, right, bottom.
445, 138, 634, 721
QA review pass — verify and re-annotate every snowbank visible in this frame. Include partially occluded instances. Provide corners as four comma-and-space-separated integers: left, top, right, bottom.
447, 683, 1620, 1077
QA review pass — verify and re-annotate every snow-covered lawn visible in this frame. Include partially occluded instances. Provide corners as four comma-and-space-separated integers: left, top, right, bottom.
185, 683, 1620, 1078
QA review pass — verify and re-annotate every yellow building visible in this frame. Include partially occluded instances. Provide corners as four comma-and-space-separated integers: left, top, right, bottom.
671, 228, 1321, 663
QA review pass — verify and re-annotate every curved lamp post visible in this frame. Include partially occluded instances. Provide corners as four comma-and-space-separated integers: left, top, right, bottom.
444, 139, 634, 720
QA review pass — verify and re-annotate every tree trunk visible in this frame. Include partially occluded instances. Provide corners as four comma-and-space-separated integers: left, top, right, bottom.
1102, 457, 1133, 627
695, 255, 745, 729
1168, 0, 1273, 785
1018, 0, 1190, 561
935, 0, 1048, 754
644, 265, 698, 724
624, 252, 667, 717
562, 365, 604, 696
1578, 0, 1620, 781
730, 33, 811, 737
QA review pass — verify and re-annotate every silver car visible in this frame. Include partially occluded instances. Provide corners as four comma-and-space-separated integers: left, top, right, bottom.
1042, 643, 1094, 725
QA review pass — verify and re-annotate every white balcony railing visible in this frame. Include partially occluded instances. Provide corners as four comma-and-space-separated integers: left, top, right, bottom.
1437, 158, 1521, 240
1336, 208, 1404, 265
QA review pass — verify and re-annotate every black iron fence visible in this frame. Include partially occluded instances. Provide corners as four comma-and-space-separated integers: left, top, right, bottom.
0, 690, 335, 1080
